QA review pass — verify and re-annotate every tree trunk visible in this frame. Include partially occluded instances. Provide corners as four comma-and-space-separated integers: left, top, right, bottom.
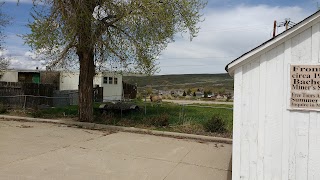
78, 49, 95, 122
76, 0, 97, 122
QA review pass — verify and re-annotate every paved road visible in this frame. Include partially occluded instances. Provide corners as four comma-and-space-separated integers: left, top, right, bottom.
163, 99, 233, 105
0, 120, 232, 180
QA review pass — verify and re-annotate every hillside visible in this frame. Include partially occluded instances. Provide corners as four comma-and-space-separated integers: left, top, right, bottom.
123, 73, 234, 93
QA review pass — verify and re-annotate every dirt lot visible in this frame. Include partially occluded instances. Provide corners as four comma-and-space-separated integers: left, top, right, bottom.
0, 120, 232, 180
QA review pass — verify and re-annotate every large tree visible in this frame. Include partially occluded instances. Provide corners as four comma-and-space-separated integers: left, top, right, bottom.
0, 2, 10, 71
25, 0, 207, 122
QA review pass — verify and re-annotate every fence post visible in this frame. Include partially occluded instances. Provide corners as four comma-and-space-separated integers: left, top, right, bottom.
69, 93, 72, 106
23, 95, 27, 110
182, 104, 185, 124
144, 96, 147, 115
179, 104, 182, 122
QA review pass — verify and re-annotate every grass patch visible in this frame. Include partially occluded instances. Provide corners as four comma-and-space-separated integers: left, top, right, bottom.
16, 101, 233, 137
96, 101, 233, 137
30, 105, 79, 118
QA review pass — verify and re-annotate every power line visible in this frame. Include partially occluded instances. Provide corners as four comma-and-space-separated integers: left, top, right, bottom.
277, 18, 296, 29
199, 24, 270, 33
158, 56, 236, 60
159, 64, 224, 67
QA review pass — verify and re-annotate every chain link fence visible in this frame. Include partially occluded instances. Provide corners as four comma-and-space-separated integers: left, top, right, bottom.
98, 100, 233, 130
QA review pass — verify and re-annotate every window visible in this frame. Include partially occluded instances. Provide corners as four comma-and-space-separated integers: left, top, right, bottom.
109, 77, 113, 84
103, 77, 108, 84
114, 77, 118, 84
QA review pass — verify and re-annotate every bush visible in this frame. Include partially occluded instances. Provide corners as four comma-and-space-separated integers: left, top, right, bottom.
0, 104, 7, 114
31, 110, 44, 118
162, 94, 173, 100
135, 93, 144, 102
203, 114, 226, 133
183, 91, 186, 96
96, 112, 115, 125
143, 114, 169, 127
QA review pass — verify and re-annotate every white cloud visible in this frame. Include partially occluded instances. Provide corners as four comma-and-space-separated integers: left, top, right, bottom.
9, 55, 44, 70
0, 49, 9, 56
1, 48, 43, 70
2, 3, 312, 75
157, 5, 310, 74
24, 51, 36, 59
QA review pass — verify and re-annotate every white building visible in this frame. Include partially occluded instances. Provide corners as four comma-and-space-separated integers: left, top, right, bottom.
60, 72, 123, 101
0, 69, 40, 83
226, 11, 320, 180
0, 69, 123, 101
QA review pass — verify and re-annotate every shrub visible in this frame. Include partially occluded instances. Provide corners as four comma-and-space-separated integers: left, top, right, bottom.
135, 93, 143, 102
96, 112, 115, 125
203, 114, 226, 133
0, 103, 7, 114
162, 94, 173, 100
143, 114, 169, 127
31, 110, 44, 118
183, 91, 186, 96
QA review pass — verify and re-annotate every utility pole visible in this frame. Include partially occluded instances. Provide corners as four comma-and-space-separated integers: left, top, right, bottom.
273, 20, 277, 38
285, 19, 289, 30
273, 18, 295, 37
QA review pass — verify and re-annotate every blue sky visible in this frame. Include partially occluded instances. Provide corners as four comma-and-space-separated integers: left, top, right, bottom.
1, 0, 319, 74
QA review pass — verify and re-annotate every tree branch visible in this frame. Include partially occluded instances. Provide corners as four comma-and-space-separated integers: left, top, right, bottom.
49, 38, 76, 67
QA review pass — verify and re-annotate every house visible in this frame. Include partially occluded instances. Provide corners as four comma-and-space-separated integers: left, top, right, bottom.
60, 71, 123, 101
195, 91, 203, 98
0, 69, 61, 87
226, 10, 320, 180
0, 69, 41, 84
0, 70, 124, 101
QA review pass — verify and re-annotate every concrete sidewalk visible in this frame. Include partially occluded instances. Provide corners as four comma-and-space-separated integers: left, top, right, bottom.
0, 120, 232, 180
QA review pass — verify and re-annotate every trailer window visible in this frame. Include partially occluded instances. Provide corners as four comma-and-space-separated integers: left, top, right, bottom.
103, 77, 108, 84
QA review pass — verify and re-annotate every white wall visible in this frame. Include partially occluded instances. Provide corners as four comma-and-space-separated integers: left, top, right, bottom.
99, 73, 123, 101
0, 71, 18, 82
232, 23, 320, 180
60, 72, 123, 101
59, 72, 79, 90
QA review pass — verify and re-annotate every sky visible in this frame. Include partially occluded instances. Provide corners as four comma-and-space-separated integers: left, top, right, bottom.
0, 0, 319, 75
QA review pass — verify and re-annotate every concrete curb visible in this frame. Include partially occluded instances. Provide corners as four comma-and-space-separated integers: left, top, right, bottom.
0, 115, 233, 144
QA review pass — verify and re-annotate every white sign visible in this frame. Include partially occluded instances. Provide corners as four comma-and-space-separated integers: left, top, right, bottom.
290, 65, 320, 110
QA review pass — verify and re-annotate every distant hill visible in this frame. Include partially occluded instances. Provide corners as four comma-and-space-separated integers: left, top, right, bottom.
123, 73, 234, 93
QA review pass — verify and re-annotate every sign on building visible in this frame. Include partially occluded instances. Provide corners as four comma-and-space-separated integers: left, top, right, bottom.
290, 65, 320, 110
